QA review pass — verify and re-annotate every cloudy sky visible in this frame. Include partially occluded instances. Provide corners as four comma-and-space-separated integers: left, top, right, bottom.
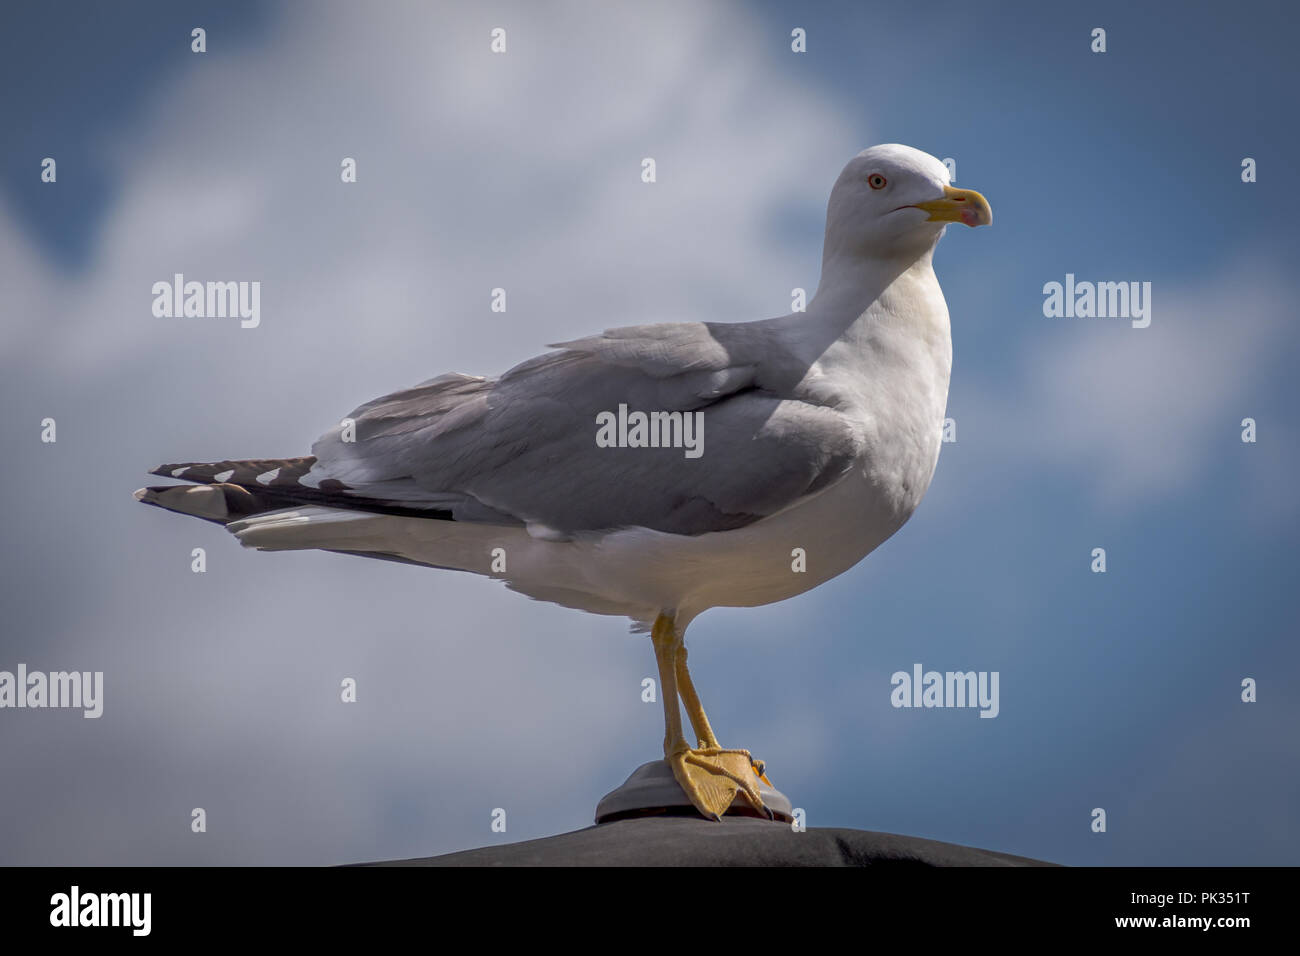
1, 0, 1296, 866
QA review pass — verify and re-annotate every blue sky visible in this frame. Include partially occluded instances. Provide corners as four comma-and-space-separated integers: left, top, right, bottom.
1, 0, 1296, 865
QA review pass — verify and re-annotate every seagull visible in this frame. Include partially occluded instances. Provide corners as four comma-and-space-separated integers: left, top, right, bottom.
135, 144, 991, 821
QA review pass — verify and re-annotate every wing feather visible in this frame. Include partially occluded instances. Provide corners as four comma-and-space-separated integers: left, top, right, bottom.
310, 322, 861, 535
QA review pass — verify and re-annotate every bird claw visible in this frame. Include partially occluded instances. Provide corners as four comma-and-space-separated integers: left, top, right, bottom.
669, 747, 774, 821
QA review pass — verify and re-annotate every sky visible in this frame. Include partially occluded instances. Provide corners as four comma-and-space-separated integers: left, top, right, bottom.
0, 0, 1296, 866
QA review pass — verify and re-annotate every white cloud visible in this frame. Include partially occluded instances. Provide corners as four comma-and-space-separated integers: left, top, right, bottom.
951, 257, 1298, 518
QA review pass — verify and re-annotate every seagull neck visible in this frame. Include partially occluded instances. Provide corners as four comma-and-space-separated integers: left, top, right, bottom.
808, 247, 936, 327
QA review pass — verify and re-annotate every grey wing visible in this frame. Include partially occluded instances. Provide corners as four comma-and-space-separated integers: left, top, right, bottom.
309, 321, 862, 535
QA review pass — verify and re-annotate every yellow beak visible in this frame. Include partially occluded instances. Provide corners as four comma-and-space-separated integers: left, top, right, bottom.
909, 185, 993, 227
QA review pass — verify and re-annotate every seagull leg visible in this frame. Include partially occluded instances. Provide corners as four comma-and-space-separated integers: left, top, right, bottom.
674, 644, 720, 750
650, 612, 770, 821
677, 645, 774, 788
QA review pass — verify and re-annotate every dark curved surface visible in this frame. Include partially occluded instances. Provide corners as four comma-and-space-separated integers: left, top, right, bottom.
358, 817, 1057, 867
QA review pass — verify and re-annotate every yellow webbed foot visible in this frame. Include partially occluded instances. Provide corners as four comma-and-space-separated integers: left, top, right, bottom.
669, 747, 774, 821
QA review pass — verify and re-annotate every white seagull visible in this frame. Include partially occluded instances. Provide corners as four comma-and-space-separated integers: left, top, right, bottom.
136, 144, 992, 821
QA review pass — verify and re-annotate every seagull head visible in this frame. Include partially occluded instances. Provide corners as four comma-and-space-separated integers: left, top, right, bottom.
823, 144, 992, 261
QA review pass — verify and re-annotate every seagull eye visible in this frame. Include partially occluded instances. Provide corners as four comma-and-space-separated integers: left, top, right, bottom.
867, 174, 887, 190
